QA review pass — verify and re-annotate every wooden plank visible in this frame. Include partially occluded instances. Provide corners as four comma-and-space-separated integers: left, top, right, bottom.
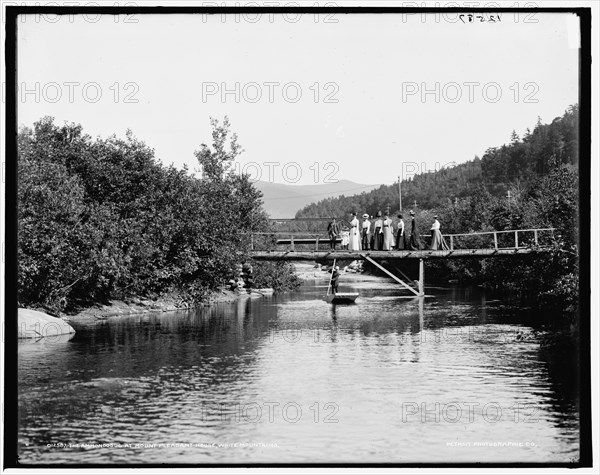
250, 248, 546, 261
361, 254, 421, 296
276, 238, 339, 244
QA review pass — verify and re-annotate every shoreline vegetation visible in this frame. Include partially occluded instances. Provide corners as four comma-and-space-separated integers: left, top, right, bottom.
18, 116, 300, 321
61, 263, 313, 324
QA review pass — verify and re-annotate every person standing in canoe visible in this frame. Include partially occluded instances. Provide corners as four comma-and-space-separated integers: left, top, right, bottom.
408, 210, 424, 250
349, 212, 360, 251
331, 266, 340, 294
395, 214, 406, 250
361, 213, 371, 250
327, 217, 341, 250
429, 215, 450, 250
382, 213, 394, 250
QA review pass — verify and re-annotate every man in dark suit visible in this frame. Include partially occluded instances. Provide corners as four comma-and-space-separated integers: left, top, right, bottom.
327, 217, 341, 250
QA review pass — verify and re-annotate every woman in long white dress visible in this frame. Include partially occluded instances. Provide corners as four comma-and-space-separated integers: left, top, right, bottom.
349, 212, 360, 251
429, 215, 449, 250
382, 213, 394, 250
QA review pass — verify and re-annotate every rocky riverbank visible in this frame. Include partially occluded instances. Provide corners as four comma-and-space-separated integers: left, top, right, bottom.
58, 288, 256, 325
27, 263, 305, 326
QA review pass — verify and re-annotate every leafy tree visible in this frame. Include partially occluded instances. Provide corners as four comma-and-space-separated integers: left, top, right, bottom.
18, 116, 276, 312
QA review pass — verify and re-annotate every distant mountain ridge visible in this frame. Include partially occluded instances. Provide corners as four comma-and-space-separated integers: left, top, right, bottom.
295, 105, 579, 219
253, 180, 380, 218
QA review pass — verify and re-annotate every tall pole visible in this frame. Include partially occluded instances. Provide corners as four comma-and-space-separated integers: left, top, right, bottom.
398, 175, 402, 212
418, 258, 425, 297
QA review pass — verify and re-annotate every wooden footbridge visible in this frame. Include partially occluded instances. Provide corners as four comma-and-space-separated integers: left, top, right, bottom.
250, 220, 556, 297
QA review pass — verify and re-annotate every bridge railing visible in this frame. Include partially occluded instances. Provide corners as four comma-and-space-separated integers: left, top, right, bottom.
444, 228, 556, 251
250, 232, 331, 251
249, 228, 556, 252
267, 218, 351, 234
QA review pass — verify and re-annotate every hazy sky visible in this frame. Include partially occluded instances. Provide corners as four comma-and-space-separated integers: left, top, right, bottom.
16, 10, 580, 186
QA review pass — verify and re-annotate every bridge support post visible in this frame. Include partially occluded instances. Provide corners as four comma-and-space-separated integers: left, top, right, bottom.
418, 259, 425, 297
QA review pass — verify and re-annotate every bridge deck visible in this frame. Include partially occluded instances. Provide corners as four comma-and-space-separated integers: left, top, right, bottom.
250, 248, 547, 261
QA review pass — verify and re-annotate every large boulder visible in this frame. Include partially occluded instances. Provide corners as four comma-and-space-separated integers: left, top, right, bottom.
18, 308, 75, 340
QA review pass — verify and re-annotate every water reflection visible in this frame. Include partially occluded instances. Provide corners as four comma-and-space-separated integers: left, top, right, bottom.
18, 276, 579, 464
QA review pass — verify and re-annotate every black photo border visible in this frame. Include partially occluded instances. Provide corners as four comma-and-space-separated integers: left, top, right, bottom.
3, 4, 593, 469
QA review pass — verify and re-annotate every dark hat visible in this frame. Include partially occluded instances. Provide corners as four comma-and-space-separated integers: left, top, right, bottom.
376, 211, 382, 217
351, 211, 357, 216
409, 210, 415, 216
397, 214, 403, 218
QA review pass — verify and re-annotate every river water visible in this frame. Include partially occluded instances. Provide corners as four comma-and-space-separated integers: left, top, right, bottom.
18, 267, 580, 464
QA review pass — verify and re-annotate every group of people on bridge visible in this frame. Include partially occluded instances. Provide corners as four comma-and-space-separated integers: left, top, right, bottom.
327, 211, 449, 252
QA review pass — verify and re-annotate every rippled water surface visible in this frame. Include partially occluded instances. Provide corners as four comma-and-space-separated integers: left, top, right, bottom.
18, 270, 580, 464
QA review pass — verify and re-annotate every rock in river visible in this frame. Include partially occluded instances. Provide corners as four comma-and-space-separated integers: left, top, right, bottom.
18, 308, 76, 339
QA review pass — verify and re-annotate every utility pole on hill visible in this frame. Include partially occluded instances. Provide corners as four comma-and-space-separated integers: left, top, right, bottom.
398, 175, 402, 213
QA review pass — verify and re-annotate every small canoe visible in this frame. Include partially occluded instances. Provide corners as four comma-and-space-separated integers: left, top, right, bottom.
325, 292, 359, 304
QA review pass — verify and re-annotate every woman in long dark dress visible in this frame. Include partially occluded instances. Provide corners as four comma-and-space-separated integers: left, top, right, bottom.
369, 215, 376, 250
373, 211, 383, 250
408, 210, 423, 250
396, 214, 406, 250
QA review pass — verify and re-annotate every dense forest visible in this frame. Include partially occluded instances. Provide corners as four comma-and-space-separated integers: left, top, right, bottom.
296, 105, 579, 217
297, 105, 581, 342
18, 116, 298, 313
